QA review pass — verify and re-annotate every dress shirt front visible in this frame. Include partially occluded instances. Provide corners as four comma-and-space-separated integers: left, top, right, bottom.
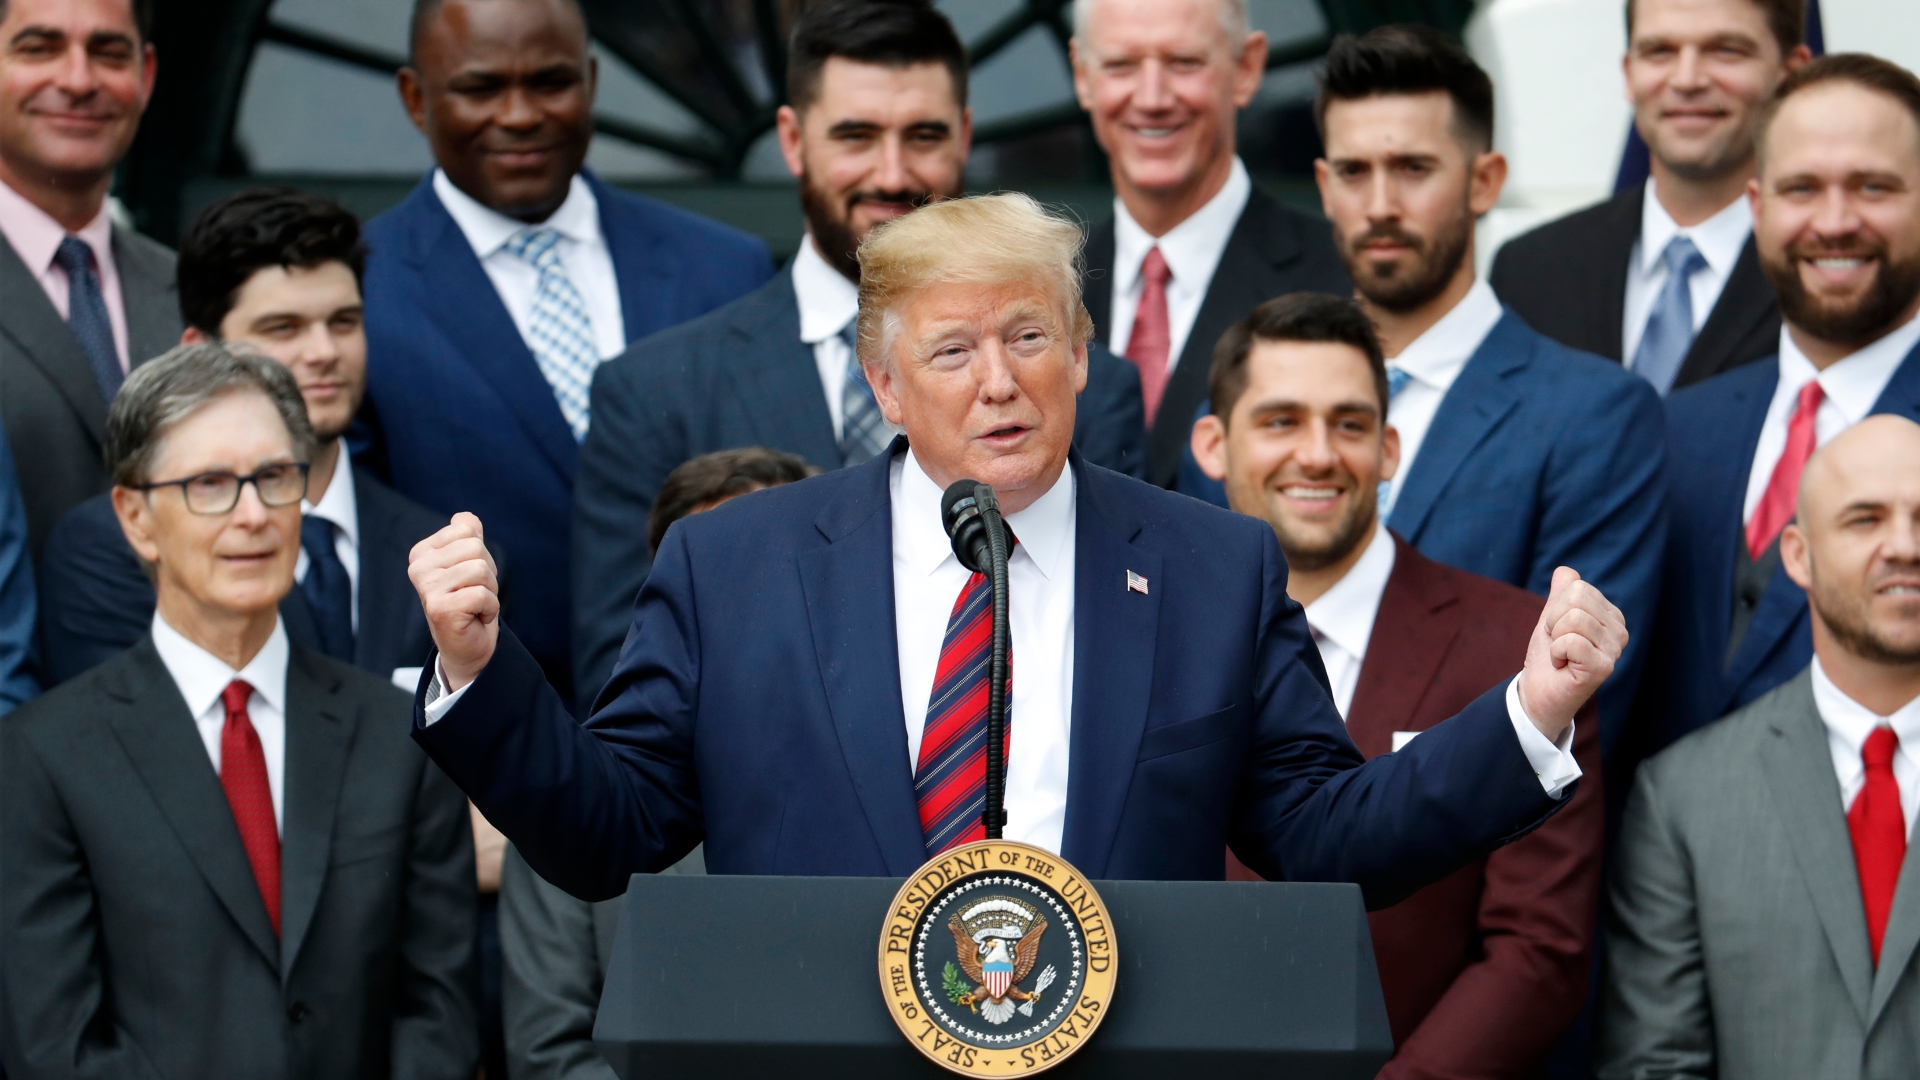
294, 446, 361, 632
1742, 312, 1920, 522
0, 177, 130, 372
792, 233, 863, 439
433, 169, 626, 362
1812, 658, 1920, 836
1107, 156, 1253, 370
151, 611, 290, 831
1621, 180, 1753, 363
1380, 278, 1505, 517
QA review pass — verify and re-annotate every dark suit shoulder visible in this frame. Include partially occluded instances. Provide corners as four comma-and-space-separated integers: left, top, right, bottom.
1395, 539, 1544, 632
606, 271, 789, 368
5, 639, 152, 736
593, 181, 767, 259
291, 644, 414, 714
110, 225, 177, 272
1639, 669, 1799, 784
1667, 353, 1779, 417
353, 465, 447, 543
1490, 190, 1637, 277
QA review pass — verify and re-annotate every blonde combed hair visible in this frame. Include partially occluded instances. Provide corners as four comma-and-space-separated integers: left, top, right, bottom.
854, 193, 1096, 369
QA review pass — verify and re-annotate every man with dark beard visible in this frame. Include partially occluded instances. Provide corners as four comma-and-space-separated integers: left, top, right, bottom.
568, 0, 1149, 706
1638, 53, 1920, 760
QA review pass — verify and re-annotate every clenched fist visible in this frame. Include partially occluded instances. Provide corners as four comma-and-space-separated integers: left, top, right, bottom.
409, 512, 500, 692
1517, 566, 1629, 741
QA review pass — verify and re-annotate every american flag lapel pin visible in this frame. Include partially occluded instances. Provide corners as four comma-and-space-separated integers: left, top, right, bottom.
1126, 569, 1150, 595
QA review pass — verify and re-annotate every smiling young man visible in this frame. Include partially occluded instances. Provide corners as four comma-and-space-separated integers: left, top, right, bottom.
1639, 54, 1920, 758
1493, 0, 1809, 393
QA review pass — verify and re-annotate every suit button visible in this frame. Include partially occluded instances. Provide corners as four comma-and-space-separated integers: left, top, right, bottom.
287, 1003, 310, 1023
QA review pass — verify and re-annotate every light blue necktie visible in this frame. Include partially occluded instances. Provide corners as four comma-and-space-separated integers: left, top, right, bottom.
838, 318, 893, 465
1631, 236, 1709, 396
53, 236, 122, 400
505, 227, 598, 440
1379, 366, 1415, 513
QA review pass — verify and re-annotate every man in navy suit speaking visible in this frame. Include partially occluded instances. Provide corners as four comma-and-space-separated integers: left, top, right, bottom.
406, 194, 1627, 904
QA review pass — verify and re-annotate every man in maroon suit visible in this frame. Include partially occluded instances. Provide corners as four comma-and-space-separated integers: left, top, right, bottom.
1190, 291, 1604, 1077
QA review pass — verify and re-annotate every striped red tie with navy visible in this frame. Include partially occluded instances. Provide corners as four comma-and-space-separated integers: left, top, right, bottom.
915, 561, 1013, 856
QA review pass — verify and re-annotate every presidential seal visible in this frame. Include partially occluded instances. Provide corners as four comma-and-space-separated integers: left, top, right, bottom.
878, 840, 1117, 1076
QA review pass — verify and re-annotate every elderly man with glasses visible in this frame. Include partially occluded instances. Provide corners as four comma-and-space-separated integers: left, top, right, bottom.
0, 342, 480, 1080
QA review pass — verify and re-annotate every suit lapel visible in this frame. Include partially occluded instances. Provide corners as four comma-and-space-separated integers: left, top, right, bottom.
1723, 559, 1810, 706
278, 648, 357, 979
591, 172, 677, 342
1388, 313, 1529, 542
1676, 236, 1774, 385
1061, 460, 1161, 876
0, 229, 109, 445
1758, 674, 1874, 1021
112, 226, 178, 370
102, 640, 281, 969
350, 478, 405, 673
1592, 187, 1641, 362
1870, 339, 1920, 421
795, 444, 925, 873
1083, 219, 1116, 340
1870, 837, 1920, 1026
721, 267, 840, 467
1344, 537, 1457, 759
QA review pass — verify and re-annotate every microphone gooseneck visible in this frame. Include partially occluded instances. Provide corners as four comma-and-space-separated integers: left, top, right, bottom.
940, 479, 1011, 840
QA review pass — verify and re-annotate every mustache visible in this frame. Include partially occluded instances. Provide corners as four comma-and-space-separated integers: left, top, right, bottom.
1788, 236, 1888, 261
1349, 224, 1426, 255
845, 188, 935, 214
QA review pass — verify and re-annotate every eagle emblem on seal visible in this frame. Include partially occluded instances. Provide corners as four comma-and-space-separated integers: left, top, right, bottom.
941, 897, 1059, 1025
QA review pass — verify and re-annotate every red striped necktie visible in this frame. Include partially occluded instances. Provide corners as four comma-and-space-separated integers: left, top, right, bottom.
220, 680, 281, 936
915, 543, 1016, 856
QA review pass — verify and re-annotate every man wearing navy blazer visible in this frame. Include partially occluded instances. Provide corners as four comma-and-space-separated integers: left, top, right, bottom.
362, 0, 773, 699
570, 0, 1147, 704
1636, 54, 1920, 759
405, 192, 1628, 906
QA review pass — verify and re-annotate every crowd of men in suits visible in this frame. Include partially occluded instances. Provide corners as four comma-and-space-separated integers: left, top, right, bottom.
0, 0, 1915, 1076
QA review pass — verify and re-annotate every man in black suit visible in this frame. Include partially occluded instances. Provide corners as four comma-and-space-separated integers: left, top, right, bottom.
570, 0, 1148, 705
1070, 0, 1350, 486
1, 343, 478, 1079
40, 189, 447, 687
1489, 0, 1810, 393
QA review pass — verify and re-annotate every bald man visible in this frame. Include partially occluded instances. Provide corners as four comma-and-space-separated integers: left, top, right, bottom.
1603, 414, 1920, 1080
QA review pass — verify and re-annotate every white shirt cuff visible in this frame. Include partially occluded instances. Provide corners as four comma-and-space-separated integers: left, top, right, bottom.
1505, 676, 1581, 800
421, 659, 471, 726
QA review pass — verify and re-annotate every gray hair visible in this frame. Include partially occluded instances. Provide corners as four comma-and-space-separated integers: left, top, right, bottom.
1071, 0, 1250, 43
107, 342, 317, 488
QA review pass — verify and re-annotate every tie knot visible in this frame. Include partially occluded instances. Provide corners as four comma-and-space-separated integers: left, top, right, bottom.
1140, 246, 1171, 285
506, 226, 563, 266
1864, 726, 1900, 770
222, 679, 254, 718
1796, 377, 1826, 417
54, 235, 93, 274
1386, 366, 1414, 399
300, 514, 332, 547
1663, 235, 1707, 277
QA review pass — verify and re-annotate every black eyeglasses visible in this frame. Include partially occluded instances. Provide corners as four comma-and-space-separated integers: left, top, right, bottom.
132, 462, 310, 516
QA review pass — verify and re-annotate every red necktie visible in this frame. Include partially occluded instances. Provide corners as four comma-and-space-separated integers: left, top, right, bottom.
220, 680, 281, 936
915, 562, 1013, 856
1848, 726, 1906, 965
1745, 379, 1824, 560
1127, 247, 1173, 427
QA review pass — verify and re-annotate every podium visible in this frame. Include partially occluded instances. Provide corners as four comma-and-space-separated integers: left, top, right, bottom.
595, 875, 1393, 1078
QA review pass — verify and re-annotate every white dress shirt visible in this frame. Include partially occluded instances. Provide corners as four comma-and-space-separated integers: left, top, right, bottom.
1742, 312, 1920, 523
151, 612, 290, 832
1621, 180, 1754, 364
1380, 278, 1506, 518
791, 234, 863, 439
1812, 659, 1920, 837
0, 176, 131, 372
433, 170, 627, 362
1107, 156, 1253, 370
294, 447, 361, 632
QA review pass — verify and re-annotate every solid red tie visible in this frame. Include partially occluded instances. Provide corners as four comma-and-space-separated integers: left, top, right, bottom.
1745, 379, 1824, 560
220, 679, 281, 936
1848, 726, 1906, 965
1127, 247, 1173, 427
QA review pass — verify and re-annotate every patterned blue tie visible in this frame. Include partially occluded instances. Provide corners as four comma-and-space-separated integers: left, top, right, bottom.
505, 227, 598, 440
1379, 366, 1414, 513
53, 236, 122, 400
300, 515, 354, 662
839, 318, 893, 465
1631, 236, 1709, 396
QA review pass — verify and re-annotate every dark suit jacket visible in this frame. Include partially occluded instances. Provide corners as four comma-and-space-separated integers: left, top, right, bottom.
1, 638, 479, 1080
1489, 186, 1779, 389
1234, 537, 1602, 1079
1635, 343, 1920, 758
569, 264, 1150, 703
361, 171, 773, 695
37, 465, 447, 685
0, 423, 37, 710
0, 223, 181, 559
417, 442, 1569, 908
1084, 187, 1350, 486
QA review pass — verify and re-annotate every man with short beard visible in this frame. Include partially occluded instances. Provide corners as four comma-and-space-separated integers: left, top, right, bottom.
1604, 414, 1920, 1080
1638, 53, 1920, 759
570, 0, 1148, 706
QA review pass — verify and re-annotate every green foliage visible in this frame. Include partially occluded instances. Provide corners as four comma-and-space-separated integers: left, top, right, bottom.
943, 962, 975, 1007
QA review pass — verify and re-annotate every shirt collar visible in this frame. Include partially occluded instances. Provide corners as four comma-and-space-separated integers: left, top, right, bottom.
302, 445, 358, 550
792, 233, 862, 345
1388, 278, 1505, 389
1811, 656, 1920, 772
1303, 523, 1396, 662
1776, 307, 1920, 424
1637, 176, 1753, 279
0, 175, 113, 277
1111, 156, 1253, 293
432, 168, 602, 260
896, 448, 1076, 582
150, 610, 291, 720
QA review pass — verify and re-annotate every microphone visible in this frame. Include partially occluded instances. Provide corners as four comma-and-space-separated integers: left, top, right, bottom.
939, 479, 1011, 839
940, 480, 998, 573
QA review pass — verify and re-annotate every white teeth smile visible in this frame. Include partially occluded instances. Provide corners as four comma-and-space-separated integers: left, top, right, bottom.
1886, 585, 1920, 595
1135, 127, 1176, 137
1811, 258, 1867, 269
1281, 486, 1339, 500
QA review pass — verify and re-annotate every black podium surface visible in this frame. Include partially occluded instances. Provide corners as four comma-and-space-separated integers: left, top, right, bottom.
595, 875, 1392, 1078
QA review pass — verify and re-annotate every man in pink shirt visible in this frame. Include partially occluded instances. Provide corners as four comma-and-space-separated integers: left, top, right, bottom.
0, 0, 181, 558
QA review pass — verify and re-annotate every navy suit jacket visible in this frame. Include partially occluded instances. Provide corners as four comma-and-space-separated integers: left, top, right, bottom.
418, 442, 1567, 906
1637, 342, 1920, 756
1179, 312, 1666, 764
38, 467, 449, 685
569, 264, 1150, 703
361, 172, 773, 694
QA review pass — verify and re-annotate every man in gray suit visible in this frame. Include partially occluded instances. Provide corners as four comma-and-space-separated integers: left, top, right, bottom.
0, 0, 181, 557
1603, 414, 1920, 1080
0, 344, 479, 1079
